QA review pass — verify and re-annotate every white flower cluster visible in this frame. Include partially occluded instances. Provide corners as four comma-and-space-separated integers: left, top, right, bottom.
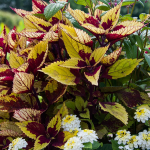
134, 107, 150, 123
8, 137, 28, 150
115, 130, 150, 150
62, 115, 81, 131
62, 115, 99, 150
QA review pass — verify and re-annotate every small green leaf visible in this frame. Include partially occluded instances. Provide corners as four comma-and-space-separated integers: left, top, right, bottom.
95, 4, 110, 11
66, 101, 76, 110
74, 0, 92, 8
75, 96, 84, 111
80, 108, 90, 119
44, 1, 67, 20
97, 144, 112, 150
83, 142, 92, 149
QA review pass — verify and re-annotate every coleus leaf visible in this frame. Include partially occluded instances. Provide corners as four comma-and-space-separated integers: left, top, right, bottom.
59, 23, 93, 47
13, 108, 43, 122
12, 72, 34, 94
61, 30, 92, 59
100, 47, 122, 66
7, 27, 18, 50
89, 44, 109, 66
34, 135, 51, 150
101, 1, 122, 31
102, 59, 143, 79
82, 23, 105, 36
27, 40, 48, 72
24, 15, 52, 32
0, 93, 31, 112
16, 121, 45, 140
116, 88, 150, 108
9, 51, 25, 69
16, 63, 29, 72
41, 61, 77, 85
106, 24, 144, 41
99, 102, 128, 125
47, 112, 61, 137
32, 0, 48, 14
44, 1, 67, 20
0, 121, 23, 137
45, 79, 67, 104
84, 66, 102, 86
67, 4, 99, 27
59, 102, 69, 118
43, 30, 59, 42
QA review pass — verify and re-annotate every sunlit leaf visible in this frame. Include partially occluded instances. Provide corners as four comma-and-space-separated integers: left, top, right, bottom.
9, 51, 25, 69
101, 2, 122, 31
60, 24, 93, 46
61, 30, 92, 59
103, 59, 143, 79
101, 47, 122, 66
84, 66, 101, 85
13, 72, 34, 94
59, 102, 69, 118
99, 102, 128, 125
41, 61, 77, 85
28, 40, 48, 71
90, 45, 109, 66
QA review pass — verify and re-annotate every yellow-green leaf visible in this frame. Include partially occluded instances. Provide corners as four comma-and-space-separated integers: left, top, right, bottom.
9, 51, 24, 69
84, 66, 101, 86
90, 45, 109, 66
99, 102, 128, 125
61, 30, 92, 58
60, 102, 69, 118
41, 61, 77, 85
107, 59, 143, 79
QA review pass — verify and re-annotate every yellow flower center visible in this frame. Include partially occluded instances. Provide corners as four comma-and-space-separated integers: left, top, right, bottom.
12, 138, 20, 147
83, 129, 93, 134
137, 109, 145, 116
127, 136, 137, 144
117, 131, 127, 138
63, 115, 75, 124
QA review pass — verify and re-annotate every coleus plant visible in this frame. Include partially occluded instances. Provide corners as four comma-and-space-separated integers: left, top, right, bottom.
0, 0, 150, 149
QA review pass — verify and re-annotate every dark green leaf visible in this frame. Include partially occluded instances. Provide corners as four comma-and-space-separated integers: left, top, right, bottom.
92, 141, 101, 149
144, 53, 150, 67
75, 96, 84, 111
44, 1, 67, 20
134, 35, 143, 49
97, 144, 112, 150
111, 140, 120, 150
98, 0, 110, 7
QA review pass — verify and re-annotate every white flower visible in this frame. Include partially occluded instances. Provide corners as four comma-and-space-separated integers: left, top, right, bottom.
62, 115, 81, 131
138, 130, 150, 149
126, 135, 140, 149
114, 130, 131, 145
64, 137, 84, 150
8, 138, 28, 150
77, 129, 98, 144
134, 107, 150, 123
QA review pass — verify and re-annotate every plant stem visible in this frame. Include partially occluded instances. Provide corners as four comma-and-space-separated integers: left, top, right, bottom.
32, 87, 42, 109
130, 0, 137, 17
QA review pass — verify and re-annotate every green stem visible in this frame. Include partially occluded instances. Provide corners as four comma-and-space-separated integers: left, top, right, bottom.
130, 0, 137, 17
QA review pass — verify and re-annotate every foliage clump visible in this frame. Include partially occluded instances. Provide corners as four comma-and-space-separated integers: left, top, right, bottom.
0, 0, 150, 149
